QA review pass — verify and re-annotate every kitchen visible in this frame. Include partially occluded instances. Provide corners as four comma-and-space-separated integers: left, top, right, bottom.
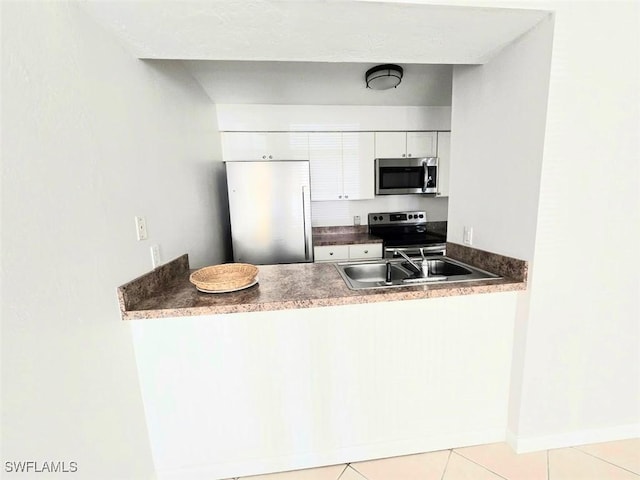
184, 61, 456, 267
119, 104, 529, 315
2, 2, 638, 480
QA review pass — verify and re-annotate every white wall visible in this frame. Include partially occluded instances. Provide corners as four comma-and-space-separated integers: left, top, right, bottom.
445, 0, 639, 451
448, 14, 554, 261
507, 0, 640, 450
217, 104, 451, 225
1, 3, 226, 478
216, 104, 452, 132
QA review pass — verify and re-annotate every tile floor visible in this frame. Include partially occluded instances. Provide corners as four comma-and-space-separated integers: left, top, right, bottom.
228, 438, 639, 480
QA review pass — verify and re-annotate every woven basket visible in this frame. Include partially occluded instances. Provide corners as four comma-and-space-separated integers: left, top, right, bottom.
189, 263, 258, 292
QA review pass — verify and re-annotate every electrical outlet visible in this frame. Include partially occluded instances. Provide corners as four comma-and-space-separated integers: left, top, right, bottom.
463, 226, 473, 246
354, 215, 361, 226
135, 216, 148, 241
150, 244, 161, 268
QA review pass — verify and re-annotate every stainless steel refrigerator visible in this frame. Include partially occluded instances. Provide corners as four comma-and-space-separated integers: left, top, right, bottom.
225, 161, 313, 264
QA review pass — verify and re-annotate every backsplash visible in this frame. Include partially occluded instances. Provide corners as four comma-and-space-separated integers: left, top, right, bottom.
312, 222, 447, 237
312, 225, 369, 235
311, 196, 449, 226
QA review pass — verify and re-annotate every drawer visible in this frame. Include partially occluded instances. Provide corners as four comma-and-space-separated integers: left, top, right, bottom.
348, 243, 382, 260
314, 245, 349, 262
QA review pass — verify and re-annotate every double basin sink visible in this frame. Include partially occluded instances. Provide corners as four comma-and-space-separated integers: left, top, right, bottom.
335, 256, 500, 290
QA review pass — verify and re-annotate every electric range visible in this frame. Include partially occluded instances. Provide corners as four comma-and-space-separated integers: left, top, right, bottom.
368, 211, 446, 259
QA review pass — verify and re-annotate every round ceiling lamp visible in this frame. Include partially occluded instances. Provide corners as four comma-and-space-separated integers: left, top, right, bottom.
365, 64, 403, 90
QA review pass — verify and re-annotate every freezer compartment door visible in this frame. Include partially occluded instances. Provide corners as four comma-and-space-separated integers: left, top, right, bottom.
226, 161, 312, 264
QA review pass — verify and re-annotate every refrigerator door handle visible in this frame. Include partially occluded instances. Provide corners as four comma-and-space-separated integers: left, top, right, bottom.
302, 185, 311, 261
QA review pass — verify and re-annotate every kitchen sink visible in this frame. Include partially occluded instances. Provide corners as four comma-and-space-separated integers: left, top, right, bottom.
335, 257, 501, 290
406, 258, 473, 277
342, 262, 409, 283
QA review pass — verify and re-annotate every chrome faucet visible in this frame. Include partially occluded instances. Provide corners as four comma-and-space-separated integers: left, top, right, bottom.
395, 249, 429, 277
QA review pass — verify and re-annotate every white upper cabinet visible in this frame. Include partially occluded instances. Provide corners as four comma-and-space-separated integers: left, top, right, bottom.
342, 132, 375, 200
407, 131, 437, 157
222, 132, 309, 161
436, 131, 451, 197
374, 131, 437, 158
374, 131, 406, 158
309, 131, 375, 201
309, 132, 343, 201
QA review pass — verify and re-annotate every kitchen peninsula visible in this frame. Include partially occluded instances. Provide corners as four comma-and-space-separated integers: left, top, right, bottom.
117, 242, 527, 320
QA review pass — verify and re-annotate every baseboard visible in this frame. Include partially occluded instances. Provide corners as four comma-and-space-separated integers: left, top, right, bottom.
156, 428, 506, 480
506, 423, 640, 453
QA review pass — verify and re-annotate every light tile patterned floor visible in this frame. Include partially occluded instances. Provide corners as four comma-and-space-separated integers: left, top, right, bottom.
232, 438, 640, 480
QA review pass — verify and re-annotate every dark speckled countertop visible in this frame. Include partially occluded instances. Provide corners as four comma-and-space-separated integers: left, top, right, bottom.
117, 243, 528, 320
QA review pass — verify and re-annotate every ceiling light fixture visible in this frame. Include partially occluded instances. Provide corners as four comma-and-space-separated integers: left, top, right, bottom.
365, 64, 403, 90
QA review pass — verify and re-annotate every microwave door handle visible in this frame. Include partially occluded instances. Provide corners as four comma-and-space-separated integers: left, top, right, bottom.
422, 159, 428, 193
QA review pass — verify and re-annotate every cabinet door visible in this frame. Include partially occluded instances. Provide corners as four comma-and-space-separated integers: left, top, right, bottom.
221, 132, 309, 161
436, 131, 451, 197
342, 132, 375, 200
267, 132, 309, 160
348, 243, 382, 260
406, 131, 437, 157
221, 132, 268, 160
314, 245, 349, 262
374, 132, 406, 158
309, 132, 343, 201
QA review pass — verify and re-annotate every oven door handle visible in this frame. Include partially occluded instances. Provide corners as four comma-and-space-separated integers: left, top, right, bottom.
385, 245, 446, 258
419, 245, 446, 253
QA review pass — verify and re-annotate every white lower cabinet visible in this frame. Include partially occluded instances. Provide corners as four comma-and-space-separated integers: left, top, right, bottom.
314, 243, 382, 262
348, 244, 382, 260
314, 245, 350, 262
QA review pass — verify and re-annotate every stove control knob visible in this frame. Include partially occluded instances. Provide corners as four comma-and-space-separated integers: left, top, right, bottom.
419, 214, 424, 218
373, 216, 378, 221
408, 214, 413, 219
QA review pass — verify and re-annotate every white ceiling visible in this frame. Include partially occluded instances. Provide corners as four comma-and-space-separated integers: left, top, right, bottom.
181, 60, 453, 106
79, 1, 551, 106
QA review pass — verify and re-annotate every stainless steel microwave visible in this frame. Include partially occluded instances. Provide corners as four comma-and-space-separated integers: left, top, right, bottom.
375, 157, 438, 195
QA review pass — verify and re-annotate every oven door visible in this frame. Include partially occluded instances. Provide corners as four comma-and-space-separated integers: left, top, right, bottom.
384, 244, 446, 259
375, 157, 438, 194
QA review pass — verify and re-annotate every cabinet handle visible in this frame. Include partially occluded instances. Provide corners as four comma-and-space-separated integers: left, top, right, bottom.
338, 195, 342, 199
364, 250, 369, 254
402, 154, 406, 157
344, 194, 349, 199
262, 155, 267, 159
329, 252, 334, 256
268, 155, 273, 159
408, 153, 412, 157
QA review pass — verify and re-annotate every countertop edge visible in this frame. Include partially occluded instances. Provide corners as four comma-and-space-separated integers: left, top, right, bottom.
120, 278, 527, 320
122, 282, 527, 321
118, 245, 528, 321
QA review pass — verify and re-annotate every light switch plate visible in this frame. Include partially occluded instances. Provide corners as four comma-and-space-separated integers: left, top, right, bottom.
135, 216, 148, 241
463, 226, 473, 246
150, 244, 161, 268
